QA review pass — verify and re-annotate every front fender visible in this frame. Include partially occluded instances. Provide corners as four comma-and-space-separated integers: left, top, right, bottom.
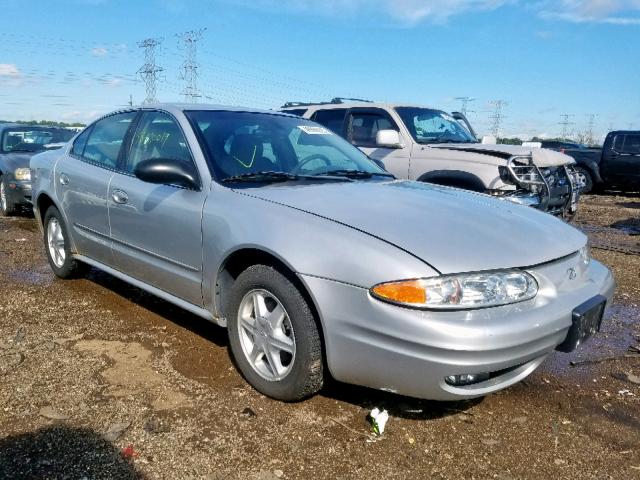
201, 186, 438, 316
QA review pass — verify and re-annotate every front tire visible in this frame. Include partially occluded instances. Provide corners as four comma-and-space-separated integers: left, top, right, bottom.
574, 166, 594, 194
43, 206, 89, 279
0, 177, 18, 216
226, 265, 323, 401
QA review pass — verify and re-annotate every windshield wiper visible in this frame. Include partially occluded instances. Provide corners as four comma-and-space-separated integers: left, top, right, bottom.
316, 169, 394, 179
221, 171, 352, 183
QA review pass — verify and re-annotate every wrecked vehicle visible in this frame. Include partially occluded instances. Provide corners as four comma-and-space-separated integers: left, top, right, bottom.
0, 123, 75, 216
281, 100, 582, 216
31, 104, 614, 402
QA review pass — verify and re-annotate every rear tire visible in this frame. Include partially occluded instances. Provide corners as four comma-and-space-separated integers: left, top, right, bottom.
43, 206, 89, 279
226, 265, 323, 401
0, 177, 18, 216
574, 166, 594, 194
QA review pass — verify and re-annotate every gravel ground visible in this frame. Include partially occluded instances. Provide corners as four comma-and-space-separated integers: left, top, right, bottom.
0, 193, 639, 480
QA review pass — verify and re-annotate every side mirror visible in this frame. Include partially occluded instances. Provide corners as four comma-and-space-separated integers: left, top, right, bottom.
375, 130, 403, 149
134, 158, 199, 190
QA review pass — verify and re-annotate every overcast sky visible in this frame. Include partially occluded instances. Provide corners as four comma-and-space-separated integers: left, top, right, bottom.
0, 0, 639, 139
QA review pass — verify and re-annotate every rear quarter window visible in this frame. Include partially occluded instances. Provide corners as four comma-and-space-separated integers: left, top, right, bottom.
71, 127, 92, 157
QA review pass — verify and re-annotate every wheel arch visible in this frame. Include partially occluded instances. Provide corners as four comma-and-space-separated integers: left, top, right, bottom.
35, 192, 58, 228
215, 247, 328, 359
417, 170, 487, 192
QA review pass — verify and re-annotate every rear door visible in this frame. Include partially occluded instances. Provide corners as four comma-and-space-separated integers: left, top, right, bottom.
346, 107, 410, 179
55, 111, 136, 266
108, 110, 207, 305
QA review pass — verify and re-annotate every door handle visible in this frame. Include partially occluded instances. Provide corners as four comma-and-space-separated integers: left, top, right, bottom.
59, 173, 70, 186
111, 189, 129, 204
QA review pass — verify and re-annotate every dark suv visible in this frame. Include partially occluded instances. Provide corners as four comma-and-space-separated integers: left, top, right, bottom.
0, 124, 75, 215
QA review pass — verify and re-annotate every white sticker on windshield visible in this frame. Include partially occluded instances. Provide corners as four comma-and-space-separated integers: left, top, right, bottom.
298, 125, 332, 135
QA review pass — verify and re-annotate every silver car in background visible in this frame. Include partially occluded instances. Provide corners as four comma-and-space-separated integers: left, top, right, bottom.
31, 104, 615, 401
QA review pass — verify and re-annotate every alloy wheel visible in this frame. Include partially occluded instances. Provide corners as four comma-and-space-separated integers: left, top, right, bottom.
47, 217, 66, 268
237, 289, 296, 382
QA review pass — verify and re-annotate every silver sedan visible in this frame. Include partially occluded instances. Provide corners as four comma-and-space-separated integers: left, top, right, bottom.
30, 104, 615, 401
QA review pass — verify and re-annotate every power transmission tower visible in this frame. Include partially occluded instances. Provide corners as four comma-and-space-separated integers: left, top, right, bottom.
585, 114, 596, 146
137, 37, 164, 104
177, 28, 206, 103
559, 114, 575, 140
488, 100, 507, 137
455, 96, 475, 116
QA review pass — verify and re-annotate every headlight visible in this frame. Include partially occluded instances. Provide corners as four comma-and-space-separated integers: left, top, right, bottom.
371, 270, 538, 310
14, 168, 31, 181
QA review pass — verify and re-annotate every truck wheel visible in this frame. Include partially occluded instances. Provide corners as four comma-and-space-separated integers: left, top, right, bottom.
0, 177, 18, 216
574, 167, 594, 194
226, 264, 324, 401
43, 206, 90, 279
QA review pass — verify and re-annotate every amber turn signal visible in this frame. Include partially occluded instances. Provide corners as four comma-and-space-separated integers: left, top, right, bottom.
371, 280, 427, 305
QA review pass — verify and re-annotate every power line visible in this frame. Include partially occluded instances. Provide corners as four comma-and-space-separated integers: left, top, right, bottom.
137, 37, 164, 104
177, 28, 206, 103
488, 100, 508, 137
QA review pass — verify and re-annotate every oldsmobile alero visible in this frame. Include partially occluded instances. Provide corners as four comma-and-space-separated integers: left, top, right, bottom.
30, 104, 615, 401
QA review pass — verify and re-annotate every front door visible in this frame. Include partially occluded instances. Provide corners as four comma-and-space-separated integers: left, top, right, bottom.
55, 111, 136, 265
108, 110, 207, 305
346, 108, 411, 179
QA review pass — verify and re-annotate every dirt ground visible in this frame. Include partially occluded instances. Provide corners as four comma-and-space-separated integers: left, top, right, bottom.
1, 193, 639, 480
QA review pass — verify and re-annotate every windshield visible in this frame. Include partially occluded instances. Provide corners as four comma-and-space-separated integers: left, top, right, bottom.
186, 111, 389, 182
1, 128, 75, 153
395, 107, 476, 144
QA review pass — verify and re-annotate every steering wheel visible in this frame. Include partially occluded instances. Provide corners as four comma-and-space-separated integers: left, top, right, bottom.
293, 153, 332, 174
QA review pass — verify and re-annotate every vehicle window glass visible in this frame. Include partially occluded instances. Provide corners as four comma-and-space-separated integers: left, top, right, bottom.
186, 111, 385, 181
282, 109, 307, 117
622, 135, 640, 155
311, 109, 346, 134
395, 107, 476, 144
127, 111, 193, 173
613, 135, 624, 151
349, 111, 397, 146
1, 128, 74, 154
83, 112, 136, 169
71, 128, 91, 157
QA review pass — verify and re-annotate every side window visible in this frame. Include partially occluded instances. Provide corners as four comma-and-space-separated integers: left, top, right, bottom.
83, 112, 136, 169
622, 135, 640, 155
311, 109, 347, 134
282, 109, 307, 117
613, 135, 624, 151
127, 111, 194, 174
349, 110, 398, 147
71, 127, 92, 157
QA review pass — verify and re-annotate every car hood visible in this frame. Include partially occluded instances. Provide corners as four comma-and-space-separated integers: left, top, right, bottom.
240, 180, 586, 274
430, 143, 575, 167
0, 152, 33, 172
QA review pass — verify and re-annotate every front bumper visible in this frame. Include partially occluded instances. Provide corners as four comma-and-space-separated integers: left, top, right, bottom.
4, 179, 32, 206
501, 159, 581, 216
301, 256, 615, 401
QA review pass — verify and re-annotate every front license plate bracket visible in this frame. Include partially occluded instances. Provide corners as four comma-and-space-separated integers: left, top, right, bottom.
556, 294, 607, 353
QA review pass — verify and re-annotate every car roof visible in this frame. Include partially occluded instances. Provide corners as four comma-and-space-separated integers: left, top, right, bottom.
280, 102, 442, 111
0, 123, 74, 131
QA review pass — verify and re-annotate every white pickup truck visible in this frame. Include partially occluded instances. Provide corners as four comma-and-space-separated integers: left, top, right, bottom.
281, 100, 582, 216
